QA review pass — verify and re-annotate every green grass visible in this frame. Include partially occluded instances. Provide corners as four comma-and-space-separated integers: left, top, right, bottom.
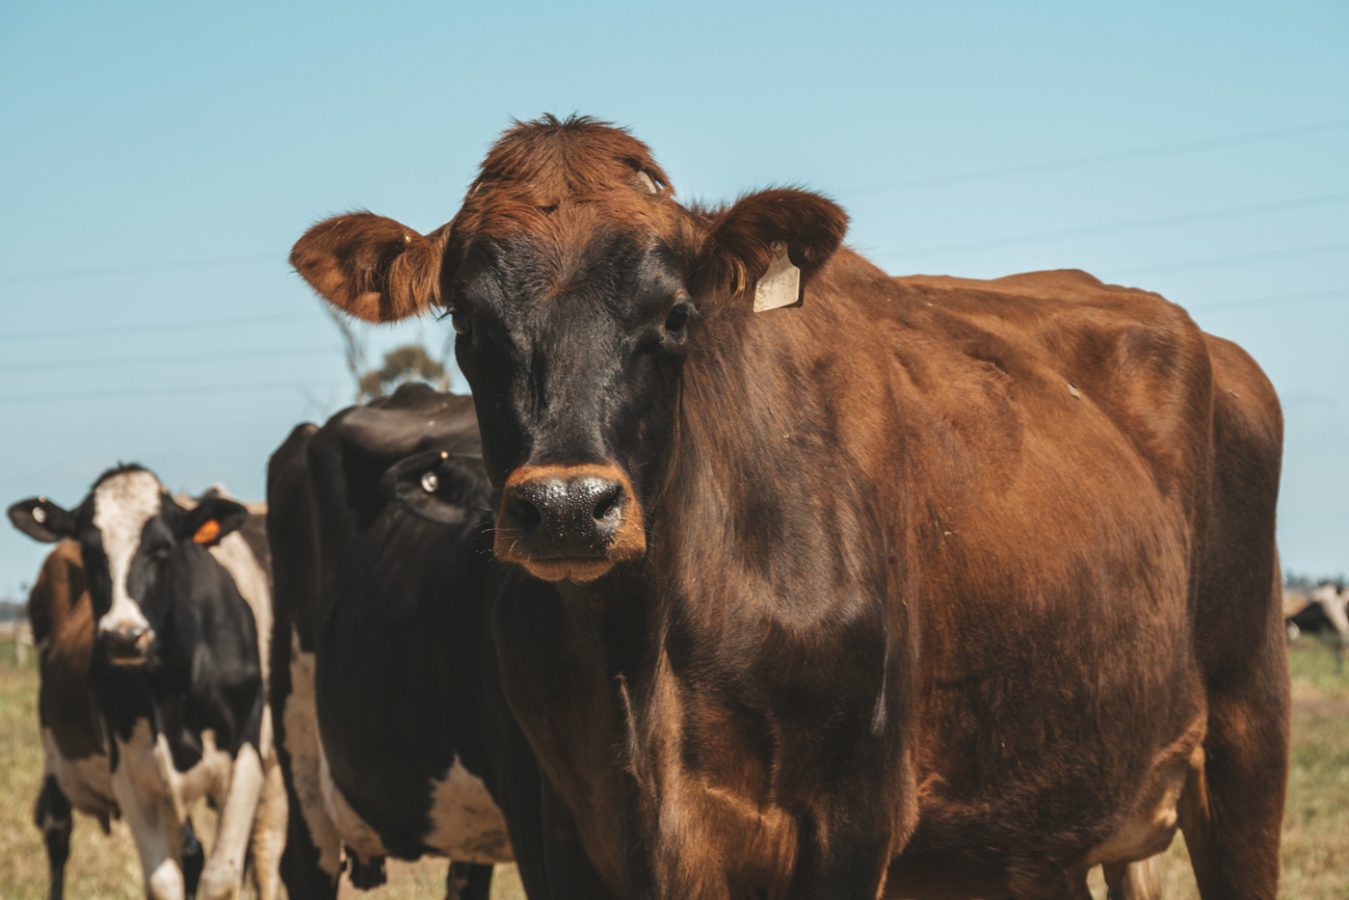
0, 641, 1343, 897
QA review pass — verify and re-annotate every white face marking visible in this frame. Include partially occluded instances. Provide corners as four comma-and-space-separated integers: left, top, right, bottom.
92, 471, 163, 639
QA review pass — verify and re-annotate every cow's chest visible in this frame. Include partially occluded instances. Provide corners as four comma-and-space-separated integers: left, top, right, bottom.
317, 745, 512, 864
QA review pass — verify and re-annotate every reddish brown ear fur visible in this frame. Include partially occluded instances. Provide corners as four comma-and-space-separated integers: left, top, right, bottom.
290, 212, 445, 323
699, 189, 849, 297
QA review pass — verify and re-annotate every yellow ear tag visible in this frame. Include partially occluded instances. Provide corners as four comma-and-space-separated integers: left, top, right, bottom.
193, 519, 221, 545
753, 241, 801, 313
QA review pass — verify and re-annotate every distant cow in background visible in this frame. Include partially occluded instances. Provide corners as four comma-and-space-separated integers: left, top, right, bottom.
8, 468, 287, 900
1285, 582, 1349, 671
268, 384, 545, 900
21, 540, 121, 900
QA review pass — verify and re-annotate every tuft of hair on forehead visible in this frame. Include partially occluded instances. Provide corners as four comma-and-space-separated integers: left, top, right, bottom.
90, 463, 156, 492
447, 115, 691, 273
473, 114, 672, 200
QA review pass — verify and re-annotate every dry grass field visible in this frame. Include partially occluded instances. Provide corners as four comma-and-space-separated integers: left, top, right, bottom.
0, 636, 1343, 898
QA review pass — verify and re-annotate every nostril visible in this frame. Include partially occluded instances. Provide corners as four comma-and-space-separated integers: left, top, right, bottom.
506, 493, 543, 532
591, 483, 625, 522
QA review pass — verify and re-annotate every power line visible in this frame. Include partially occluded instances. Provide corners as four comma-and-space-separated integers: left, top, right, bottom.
0, 252, 277, 285
1108, 241, 1349, 278
888, 191, 1349, 258
0, 379, 338, 404
0, 344, 338, 374
3, 120, 1346, 288
1188, 289, 1348, 313
0, 312, 317, 343
845, 117, 1349, 194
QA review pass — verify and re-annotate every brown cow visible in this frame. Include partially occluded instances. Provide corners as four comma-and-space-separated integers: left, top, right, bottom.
25, 541, 123, 899
290, 116, 1288, 899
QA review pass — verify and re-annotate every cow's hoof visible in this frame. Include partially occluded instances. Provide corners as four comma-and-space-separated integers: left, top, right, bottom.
348, 855, 388, 889
196, 861, 242, 900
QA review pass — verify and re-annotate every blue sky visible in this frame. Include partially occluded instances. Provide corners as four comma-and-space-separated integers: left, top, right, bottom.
1, 1, 1345, 595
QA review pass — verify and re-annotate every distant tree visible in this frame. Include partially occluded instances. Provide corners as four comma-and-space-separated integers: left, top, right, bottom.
1286, 570, 1313, 590
322, 306, 370, 402
320, 304, 455, 403
358, 344, 449, 400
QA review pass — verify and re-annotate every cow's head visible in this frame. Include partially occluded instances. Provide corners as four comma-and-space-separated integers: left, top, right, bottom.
292, 116, 846, 584
7, 466, 248, 665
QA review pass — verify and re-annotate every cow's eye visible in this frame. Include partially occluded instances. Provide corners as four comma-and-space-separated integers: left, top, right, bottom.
664, 301, 693, 335
439, 303, 472, 337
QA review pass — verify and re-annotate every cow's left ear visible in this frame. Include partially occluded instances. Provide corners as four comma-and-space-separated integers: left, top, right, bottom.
176, 497, 250, 547
697, 189, 849, 302
7, 497, 77, 543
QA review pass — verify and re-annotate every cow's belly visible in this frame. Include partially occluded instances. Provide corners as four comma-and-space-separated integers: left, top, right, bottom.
889, 709, 1206, 895
422, 759, 513, 863
43, 728, 115, 816
318, 743, 512, 864
291, 635, 513, 865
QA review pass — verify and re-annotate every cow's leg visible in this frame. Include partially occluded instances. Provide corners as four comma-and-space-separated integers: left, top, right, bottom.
249, 753, 289, 900
347, 855, 388, 889
34, 775, 73, 900
199, 742, 266, 900
277, 633, 342, 899
1183, 557, 1289, 895
182, 820, 205, 897
1180, 656, 1289, 900
446, 862, 493, 900
1103, 858, 1160, 900
111, 722, 186, 900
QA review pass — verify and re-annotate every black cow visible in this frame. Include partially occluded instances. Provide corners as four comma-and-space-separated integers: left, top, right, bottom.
267, 383, 547, 900
8, 468, 287, 900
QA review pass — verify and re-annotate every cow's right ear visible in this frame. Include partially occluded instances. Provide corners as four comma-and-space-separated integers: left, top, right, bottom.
290, 212, 447, 323
7, 497, 77, 543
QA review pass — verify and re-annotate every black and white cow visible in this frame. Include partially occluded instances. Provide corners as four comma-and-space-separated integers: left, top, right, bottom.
1285, 582, 1349, 671
267, 383, 547, 900
8, 467, 287, 900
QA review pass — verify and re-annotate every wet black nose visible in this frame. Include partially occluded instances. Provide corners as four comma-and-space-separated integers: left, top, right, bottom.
502, 474, 627, 558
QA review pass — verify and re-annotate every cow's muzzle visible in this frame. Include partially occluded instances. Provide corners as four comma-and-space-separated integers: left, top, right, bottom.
98, 623, 154, 666
494, 463, 646, 583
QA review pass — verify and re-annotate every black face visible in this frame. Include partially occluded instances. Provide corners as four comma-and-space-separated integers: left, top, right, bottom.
449, 231, 693, 583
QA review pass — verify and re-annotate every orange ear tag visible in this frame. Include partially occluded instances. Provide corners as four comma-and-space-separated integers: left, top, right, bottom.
193, 519, 221, 545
